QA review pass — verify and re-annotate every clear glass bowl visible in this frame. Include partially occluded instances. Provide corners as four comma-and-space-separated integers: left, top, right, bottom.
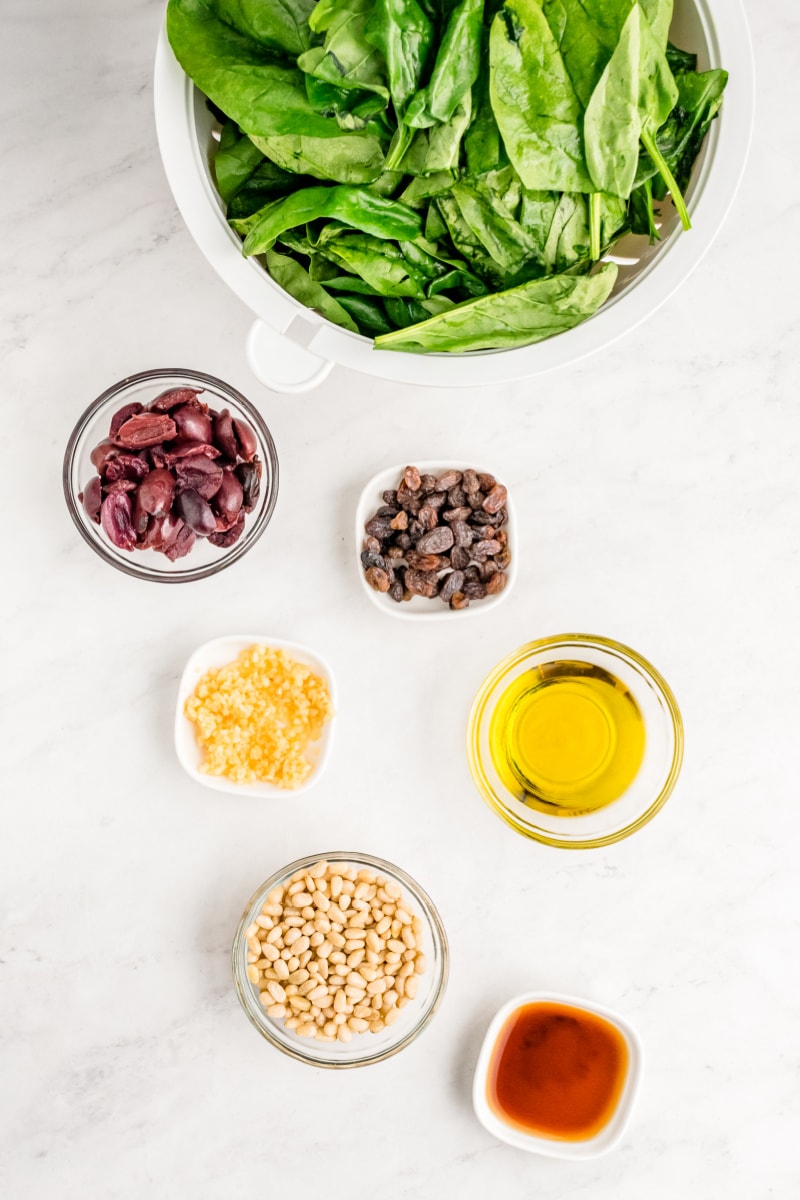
232, 852, 449, 1067
63, 367, 278, 582
467, 635, 684, 849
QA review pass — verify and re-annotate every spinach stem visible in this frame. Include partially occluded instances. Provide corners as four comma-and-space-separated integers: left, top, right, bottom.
640, 126, 691, 231
589, 193, 601, 260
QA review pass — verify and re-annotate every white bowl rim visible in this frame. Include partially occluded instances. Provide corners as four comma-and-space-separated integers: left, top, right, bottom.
472, 990, 644, 1159
174, 634, 337, 796
355, 461, 518, 621
153, 0, 755, 388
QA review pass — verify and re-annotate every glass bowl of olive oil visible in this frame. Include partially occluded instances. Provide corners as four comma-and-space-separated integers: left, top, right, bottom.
467, 635, 683, 848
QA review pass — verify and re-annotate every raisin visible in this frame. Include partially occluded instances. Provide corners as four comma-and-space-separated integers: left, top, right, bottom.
404, 569, 439, 598
416, 526, 454, 554
442, 507, 471, 523
477, 473, 497, 492
435, 470, 462, 491
462, 469, 480, 494
452, 522, 473, 549
404, 465, 421, 491
389, 581, 404, 603
463, 579, 487, 599
406, 551, 448, 571
418, 504, 438, 531
390, 510, 409, 531
382, 490, 398, 506
485, 571, 507, 595
450, 546, 469, 571
366, 566, 391, 592
482, 483, 508, 514
450, 591, 470, 610
440, 570, 464, 603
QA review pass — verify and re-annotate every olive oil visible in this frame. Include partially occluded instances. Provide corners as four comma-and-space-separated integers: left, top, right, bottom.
488, 661, 645, 815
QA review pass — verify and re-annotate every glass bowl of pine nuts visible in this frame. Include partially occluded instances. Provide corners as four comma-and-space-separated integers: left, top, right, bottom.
232, 852, 449, 1067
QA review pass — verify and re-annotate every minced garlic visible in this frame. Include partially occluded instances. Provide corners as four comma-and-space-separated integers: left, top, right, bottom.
185, 645, 333, 788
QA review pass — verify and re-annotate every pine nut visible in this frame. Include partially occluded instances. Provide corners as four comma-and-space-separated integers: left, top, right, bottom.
247, 859, 427, 1046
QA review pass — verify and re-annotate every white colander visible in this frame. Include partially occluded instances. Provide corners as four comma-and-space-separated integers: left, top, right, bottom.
154, 0, 753, 393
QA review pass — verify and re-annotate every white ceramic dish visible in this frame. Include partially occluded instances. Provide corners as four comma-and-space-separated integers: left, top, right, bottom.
473, 991, 643, 1159
355, 462, 517, 620
175, 635, 336, 796
153, 0, 753, 392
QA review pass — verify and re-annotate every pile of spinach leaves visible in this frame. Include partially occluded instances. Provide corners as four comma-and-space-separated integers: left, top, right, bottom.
167, 0, 727, 354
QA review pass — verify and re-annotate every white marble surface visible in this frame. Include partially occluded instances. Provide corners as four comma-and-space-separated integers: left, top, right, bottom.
3, 2, 799, 1196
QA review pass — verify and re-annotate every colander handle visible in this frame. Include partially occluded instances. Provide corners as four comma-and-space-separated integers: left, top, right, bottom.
246, 321, 334, 394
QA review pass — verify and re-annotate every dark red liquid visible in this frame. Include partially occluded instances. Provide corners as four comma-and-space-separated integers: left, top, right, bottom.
487, 1001, 629, 1141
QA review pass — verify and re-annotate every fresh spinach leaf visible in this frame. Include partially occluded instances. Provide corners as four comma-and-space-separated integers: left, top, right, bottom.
214, 120, 265, 201
167, 0, 351, 138
374, 262, 618, 351
336, 293, 396, 334
299, 0, 390, 101
489, 0, 592, 192
241, 185, 422, 255
213, 0, 317, 55
365, 0, 433, 113
405, 0, 483, 127
249, 131, 386, 183
265, 247, 360, 330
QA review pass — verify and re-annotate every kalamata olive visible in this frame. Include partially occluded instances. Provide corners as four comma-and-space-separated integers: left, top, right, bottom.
132, 492, 149, 536
232, 418, 257, 461
138, 468, 175, 517
141, 511, 179, 551
150, 386, 203, 412
115, 412, 177, 449
104, 453, 149, 483
80, 476, 102, 523
164, 440, 220, 464
109, 401, 143, 438
172, 404, 213, 444
90, 438, 119, 472
175, 488, 217, 535
104, 478, 138, 494
164, 524, 196, 561
235, 460, 261, 510
209, 514, 245, 548
101, 492, 136, 550
213, 470, 243, 521
213, 409, 238, 458
174, 455, 223, 499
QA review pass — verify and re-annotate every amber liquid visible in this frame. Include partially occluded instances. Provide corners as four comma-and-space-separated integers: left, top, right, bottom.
488, 660, 646, 815
487, 1002, 629, 1141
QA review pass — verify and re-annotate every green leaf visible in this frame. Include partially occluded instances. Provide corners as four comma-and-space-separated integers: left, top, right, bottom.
299, 0, 389, 99
249, 131, 386, 183
167, 0, 352, 138
405, 0, 483, 127
365, 0, 433, 113
227, 158, 311, 218
451, 179, 538, 273
374, 262, 619, 351
583, 4, 641, 197
213, 0, 317, 55
265, 248, 359, 330
322, 232, 427, 296
241, 185, 422, 255
489, 0, 592, 192
336, 293, 396, 334
214, 120, 265, 202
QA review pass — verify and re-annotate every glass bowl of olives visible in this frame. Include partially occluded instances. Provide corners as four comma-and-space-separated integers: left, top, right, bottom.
63, 368, 279, 582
